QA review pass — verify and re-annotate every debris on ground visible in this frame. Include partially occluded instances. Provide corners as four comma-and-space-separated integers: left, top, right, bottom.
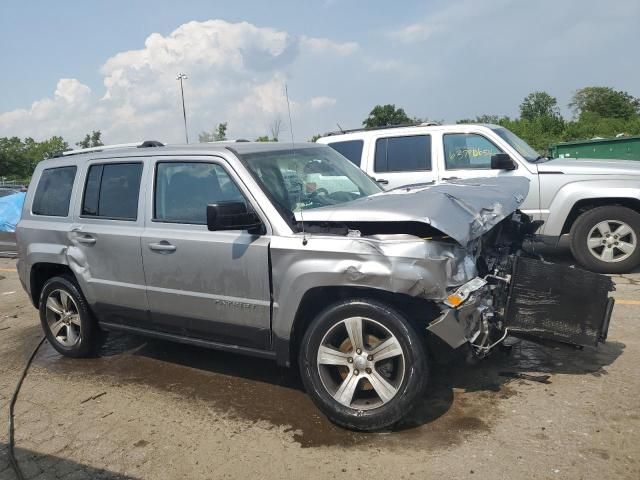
80, 391, 107, 404
498, 372, 552, 384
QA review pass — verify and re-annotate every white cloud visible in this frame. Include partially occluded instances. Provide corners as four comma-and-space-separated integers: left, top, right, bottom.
0, 19, 358, 143
0, 79, 95, 139
387, 0, 510, 44
54, 79, 91, 103
389, 22, 443, 43
300, 36, 359, 56
309, 96, 337, 109
379, 0, 640, 123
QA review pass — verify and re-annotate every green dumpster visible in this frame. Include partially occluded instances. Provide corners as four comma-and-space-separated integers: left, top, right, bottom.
550, 135, 640, 160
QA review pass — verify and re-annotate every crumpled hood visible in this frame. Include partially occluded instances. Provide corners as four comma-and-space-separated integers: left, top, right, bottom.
538, 158, 640, 176
296, 176, 530, 245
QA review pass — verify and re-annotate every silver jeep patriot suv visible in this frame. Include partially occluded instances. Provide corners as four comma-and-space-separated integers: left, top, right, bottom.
16, 141, 614, 431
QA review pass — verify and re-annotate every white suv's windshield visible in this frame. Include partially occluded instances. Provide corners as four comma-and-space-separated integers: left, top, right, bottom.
242, 146, 382, 213
491, 127, 541, 162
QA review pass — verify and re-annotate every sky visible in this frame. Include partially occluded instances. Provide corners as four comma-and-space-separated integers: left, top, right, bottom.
0, 0, 639, 145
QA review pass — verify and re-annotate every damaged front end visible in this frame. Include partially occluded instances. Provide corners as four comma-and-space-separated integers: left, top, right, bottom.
294, 176, 615, 359
426, 213, 615, 359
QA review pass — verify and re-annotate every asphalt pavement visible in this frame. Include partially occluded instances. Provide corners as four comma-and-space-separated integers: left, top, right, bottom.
0, 257, 638, 480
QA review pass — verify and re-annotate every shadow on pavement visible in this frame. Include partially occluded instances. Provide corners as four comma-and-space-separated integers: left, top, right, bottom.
396, 336, 624, 431
0, 442, 136, 480
34, 326, 624, 448
31, 249, 626, 448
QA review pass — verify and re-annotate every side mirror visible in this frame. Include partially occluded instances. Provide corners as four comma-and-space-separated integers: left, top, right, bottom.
490, 153, 517, 170
206, 202, 264, 234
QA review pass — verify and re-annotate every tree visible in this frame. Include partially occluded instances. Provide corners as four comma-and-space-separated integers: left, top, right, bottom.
457, 115, 511, 125
255, 135, 272, 142
29, 136, 69, 160
520, 91, 561, 121
0, 135, 69, 179
362, 104, 413, 128
309, 134, 322, 142
569, 87, 640, 120
215, 122, 227, 141
76, 130, 103, 148
269, 116, 284, 142
198, 122, 228, 142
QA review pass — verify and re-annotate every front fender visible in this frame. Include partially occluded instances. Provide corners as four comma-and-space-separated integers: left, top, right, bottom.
269, 234, 477, 363
543, 179, 640, 236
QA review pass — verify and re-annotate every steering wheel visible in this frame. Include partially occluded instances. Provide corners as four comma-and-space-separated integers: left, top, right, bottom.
327, 191, 358, 202
304, 188, 333, 206
304, 189, 357, 207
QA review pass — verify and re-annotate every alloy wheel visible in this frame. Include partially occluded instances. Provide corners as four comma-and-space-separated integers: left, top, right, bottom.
44, 289, 81, 347
316, 316, 405, 410
587, 220, 637, 263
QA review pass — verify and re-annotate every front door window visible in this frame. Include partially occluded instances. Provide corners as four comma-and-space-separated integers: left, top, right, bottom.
443, 133, 503, 170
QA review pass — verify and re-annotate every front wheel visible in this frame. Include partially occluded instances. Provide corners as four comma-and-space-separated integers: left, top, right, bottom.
570, 206, 640, 274
299, 299, 428, 431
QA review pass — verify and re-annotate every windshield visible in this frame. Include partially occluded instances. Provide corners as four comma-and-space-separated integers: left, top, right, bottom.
241, 146, 382, 213
491, 127, 540, 162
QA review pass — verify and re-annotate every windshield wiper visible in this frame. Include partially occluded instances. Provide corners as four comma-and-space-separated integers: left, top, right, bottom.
531, 155, 551, 163
386, 181, 436, 192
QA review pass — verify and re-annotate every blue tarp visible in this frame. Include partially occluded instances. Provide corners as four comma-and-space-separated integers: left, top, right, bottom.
0, 192, 26, 232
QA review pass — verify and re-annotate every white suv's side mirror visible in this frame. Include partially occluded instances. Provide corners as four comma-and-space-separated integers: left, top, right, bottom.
490, 153, 517, 170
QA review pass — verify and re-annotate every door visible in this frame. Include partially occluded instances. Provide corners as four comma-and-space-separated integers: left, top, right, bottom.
368, 134, 436, 189
141, 158, 272, 350
437, 132, 540, 215
71, 161, 149, 323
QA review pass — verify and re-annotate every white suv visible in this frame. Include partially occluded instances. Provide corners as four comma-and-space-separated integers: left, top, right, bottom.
317, 124, 640, 273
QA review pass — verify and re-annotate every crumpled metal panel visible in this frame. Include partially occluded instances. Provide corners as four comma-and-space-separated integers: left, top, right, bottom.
270, 233, 479, 346
296, 176, 529, 245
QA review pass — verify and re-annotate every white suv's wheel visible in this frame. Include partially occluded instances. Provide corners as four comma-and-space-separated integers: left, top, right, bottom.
570, 206, 640, 274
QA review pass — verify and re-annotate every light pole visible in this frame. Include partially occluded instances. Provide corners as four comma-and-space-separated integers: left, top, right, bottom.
176, 73, 189, 144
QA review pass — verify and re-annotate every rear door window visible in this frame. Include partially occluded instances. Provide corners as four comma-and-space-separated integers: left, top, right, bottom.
444, 133, 503, 169
82, 163, 143, 220
374, 135, 431, 172
32, 166, 77, 217
327, 140, 364, 166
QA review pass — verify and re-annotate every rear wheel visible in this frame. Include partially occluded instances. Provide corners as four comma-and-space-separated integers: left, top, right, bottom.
39, 276, 99, 358
299, 299, 428, 431
570, 206, 640, 274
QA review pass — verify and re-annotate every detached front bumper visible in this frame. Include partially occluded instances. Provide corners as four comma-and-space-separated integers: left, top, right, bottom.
427, 280, 498, 354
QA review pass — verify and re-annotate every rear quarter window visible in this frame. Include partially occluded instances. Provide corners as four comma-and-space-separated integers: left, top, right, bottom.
327, 140, 364, 166
32, 166, 77, 217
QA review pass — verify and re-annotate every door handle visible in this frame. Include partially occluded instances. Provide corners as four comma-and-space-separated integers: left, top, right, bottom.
442, 176, 460, 181
76, 235, 96, 245
375, 178, 389, 185
148, 242, 177, 253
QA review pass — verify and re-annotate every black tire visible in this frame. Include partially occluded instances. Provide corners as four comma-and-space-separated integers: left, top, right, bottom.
39, 275, 99, 358
570, 206, 640, 274
299, 299, 428, 431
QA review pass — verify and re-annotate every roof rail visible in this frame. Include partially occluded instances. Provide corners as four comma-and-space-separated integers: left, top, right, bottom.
322, 122, 440, 137
58, 140, 164, 157
138, 140, 164, 148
